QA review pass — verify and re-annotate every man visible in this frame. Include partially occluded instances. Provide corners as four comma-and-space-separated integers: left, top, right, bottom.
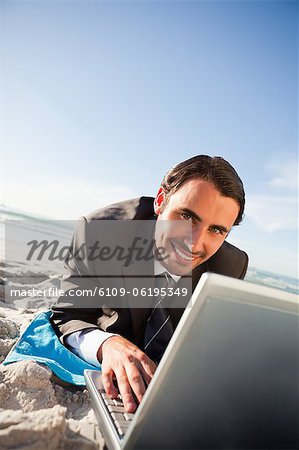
51, 155, 248, 412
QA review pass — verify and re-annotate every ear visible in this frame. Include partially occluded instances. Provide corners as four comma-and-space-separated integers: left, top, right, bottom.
154, 186, 166, 215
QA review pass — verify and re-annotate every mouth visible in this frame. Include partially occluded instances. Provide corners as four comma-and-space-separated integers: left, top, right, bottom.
170, 239, 197, 264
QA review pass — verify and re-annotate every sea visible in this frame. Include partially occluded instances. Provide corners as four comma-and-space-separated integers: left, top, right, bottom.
0, 204, 298, 296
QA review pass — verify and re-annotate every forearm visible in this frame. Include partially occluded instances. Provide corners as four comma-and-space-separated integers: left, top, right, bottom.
65, 329, 119, 366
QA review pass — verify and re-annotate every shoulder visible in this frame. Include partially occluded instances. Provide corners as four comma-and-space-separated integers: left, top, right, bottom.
206, 241, 249, 280
70, 197, 155, 247
84, 197, 155, 222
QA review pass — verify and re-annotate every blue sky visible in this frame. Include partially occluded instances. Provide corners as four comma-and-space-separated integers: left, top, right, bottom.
1, 0, 298, 278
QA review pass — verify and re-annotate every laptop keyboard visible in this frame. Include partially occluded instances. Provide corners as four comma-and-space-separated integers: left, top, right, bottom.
100, 391, 135, 437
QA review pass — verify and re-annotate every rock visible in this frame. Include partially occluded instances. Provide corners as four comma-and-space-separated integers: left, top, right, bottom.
0, 317, 20, 361
0, 361, 57, 412
0, 405, 67, 449
0, 317, 19, 339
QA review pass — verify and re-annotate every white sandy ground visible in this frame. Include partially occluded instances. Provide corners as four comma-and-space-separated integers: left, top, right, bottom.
0, 259, 106, 450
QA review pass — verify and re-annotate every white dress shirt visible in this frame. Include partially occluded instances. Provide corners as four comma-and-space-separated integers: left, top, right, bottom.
65, 259, 180, 366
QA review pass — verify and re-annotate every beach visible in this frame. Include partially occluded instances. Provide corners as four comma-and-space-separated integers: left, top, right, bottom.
0, 256, 105, 450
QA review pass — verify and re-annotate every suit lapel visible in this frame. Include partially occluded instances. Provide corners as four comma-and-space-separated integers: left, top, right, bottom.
121, 221, 156, 345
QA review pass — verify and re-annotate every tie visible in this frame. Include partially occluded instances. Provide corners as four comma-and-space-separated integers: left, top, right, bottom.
144, 272, 175, 363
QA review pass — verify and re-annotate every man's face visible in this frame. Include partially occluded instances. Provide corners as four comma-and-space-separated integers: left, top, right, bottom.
154, 178, 240, 276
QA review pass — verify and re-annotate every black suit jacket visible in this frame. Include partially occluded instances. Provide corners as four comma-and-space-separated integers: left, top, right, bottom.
51, 197, 248, 350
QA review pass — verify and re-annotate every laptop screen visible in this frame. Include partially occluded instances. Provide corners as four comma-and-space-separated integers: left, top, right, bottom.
128, 292, 298, 449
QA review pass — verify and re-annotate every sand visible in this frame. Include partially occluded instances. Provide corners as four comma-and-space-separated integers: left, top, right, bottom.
0, 259, 105, 450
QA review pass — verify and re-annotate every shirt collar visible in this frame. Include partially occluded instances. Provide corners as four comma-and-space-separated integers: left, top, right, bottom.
154, 258, 181, 283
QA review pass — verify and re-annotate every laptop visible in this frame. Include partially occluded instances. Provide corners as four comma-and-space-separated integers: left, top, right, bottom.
84, 272, 299, 450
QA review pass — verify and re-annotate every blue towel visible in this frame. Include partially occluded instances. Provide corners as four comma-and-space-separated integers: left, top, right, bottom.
3, 311, 100, 385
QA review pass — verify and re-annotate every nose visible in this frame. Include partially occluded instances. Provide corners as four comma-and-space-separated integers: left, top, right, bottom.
191, 225, 206, 256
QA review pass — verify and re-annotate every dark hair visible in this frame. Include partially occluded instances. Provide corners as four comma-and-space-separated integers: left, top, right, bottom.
161, 155, 245, 225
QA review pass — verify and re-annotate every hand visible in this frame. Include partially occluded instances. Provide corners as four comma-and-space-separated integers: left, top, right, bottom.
98, 335, 157, 413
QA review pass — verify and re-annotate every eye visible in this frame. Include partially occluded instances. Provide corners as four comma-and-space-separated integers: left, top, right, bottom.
181, 212, 193, 221
209, 226, 224, 235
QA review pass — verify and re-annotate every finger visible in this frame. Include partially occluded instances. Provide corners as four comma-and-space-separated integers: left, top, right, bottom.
139, 362, 157, 385
125, 356, 147, 403
114, 368, 137, 413
138, 353, 157, 385
101, 369, 118, 398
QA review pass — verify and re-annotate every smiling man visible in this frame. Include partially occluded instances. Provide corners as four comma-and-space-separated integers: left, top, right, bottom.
51, 155, 248, 413
153, 178, 241, 275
